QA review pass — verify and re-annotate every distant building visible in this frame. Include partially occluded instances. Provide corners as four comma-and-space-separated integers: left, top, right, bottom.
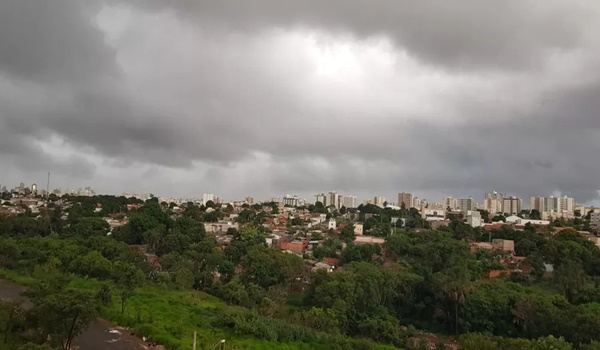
354, 223, 364, 236
458, 198, 476, 212
466, 210, 482, 228
421, 208, 446, 221
342, 195, 357, 208
505, 215, 550, 226
283, 194, 304, 207
483, 191, 503, 214
202, 193, 215, 205
373, 196, 386, 207
328, 192, 341, 209
315, 193, 327, 206
245, 197, 254, 205
204, 221, 239, 234
444, 197, 458, 210
492, 239, 515, 253
328, 219, 337, 230
530, 195, 575, 215
591, 212, 600, 232
502, 196, 522, 215
397, 192, 415, 208
354, 236, 385, 245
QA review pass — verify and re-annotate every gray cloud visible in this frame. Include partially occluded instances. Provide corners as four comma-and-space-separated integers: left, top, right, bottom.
0, 0, 115, 84
1, 0, 600, 205
121, 0, 592, 70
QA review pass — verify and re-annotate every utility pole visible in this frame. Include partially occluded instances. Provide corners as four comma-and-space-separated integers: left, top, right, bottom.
46, 172, 53, 234
192, 331, 196, 350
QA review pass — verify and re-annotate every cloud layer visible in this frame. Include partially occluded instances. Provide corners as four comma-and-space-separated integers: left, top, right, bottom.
1, 0, 600, 204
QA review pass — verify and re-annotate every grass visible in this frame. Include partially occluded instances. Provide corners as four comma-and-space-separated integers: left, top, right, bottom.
1, 271, 398, 349
0, 268, 37, 286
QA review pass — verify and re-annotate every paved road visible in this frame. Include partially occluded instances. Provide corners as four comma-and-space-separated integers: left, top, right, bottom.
0, 279, 149, 350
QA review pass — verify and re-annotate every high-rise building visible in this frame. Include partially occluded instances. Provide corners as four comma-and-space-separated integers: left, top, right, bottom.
342, 195, 357, 208
373, 196, 386, 207
245, 196, 254, 205
530, 195, 575, 214
531, 196, 545, 212
444, 197, 458, 210
269, 197, 282, 204
502, 196, 522, 215
202, 193, 215, 205
414, 197, 424, 209
397, 192, 415, 208
283, 194, 303, 207
315, 193, 327, 206
328, 192, 340, 209
483, 191, 503, 214
458, 198, 476, 212
31, 183, 38, 195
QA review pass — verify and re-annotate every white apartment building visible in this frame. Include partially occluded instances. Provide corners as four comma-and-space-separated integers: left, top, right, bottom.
466, 210, 482, 228
502, 196, 522, 215
530, 195, 575, 215
444, 197, 458, 210
328, 192, 341, 209
342, 195, 358, 208
202, 193, 215, 205
283, 194, 304, 207
373, 196, 386, 207
315, 193, 327, 206
483, 192, 503, 214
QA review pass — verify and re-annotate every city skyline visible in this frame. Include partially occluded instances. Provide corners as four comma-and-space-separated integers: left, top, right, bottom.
2, 2, 600, 206
0, 178, 593, 210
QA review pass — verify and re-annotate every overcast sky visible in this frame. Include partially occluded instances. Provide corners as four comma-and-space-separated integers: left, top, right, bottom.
1, 1, 600, 205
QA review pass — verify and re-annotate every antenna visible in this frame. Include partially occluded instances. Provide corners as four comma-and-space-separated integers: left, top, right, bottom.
46, 172, 50, 200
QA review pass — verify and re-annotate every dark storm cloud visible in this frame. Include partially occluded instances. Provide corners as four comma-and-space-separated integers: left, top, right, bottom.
1, 0, 600, 203
122, 0, 588, 70
0, 117, 96, 180
0, 0, 115, 84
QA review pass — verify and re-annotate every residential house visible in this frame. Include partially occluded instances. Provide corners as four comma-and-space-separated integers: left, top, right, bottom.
354, 223, 364, 236
492, 239, 515, 253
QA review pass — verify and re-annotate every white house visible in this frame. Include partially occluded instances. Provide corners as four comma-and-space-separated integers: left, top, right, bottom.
328, 219, 336, 230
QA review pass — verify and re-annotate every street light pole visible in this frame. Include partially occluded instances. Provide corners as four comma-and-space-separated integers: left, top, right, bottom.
212, 339, 226, 350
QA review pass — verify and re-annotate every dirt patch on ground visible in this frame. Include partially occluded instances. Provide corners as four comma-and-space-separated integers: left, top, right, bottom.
0, 279, 152, 350
73, 318, 149, 350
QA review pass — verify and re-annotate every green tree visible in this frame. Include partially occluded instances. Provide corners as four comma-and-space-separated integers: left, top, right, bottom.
0, 300, 23, 344
34, 290, 100, 350
433, 264, 471, 336
69, 250, 113, 280
554, 259, 587, 303
530, 209, 542, 220
111, 262, 144, 315
339, 223, 355, 242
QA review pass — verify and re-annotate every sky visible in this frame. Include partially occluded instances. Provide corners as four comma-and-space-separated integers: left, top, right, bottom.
1, 0, 600, 205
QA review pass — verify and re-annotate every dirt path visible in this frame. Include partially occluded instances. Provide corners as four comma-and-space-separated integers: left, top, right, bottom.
0, 279, 151, 350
